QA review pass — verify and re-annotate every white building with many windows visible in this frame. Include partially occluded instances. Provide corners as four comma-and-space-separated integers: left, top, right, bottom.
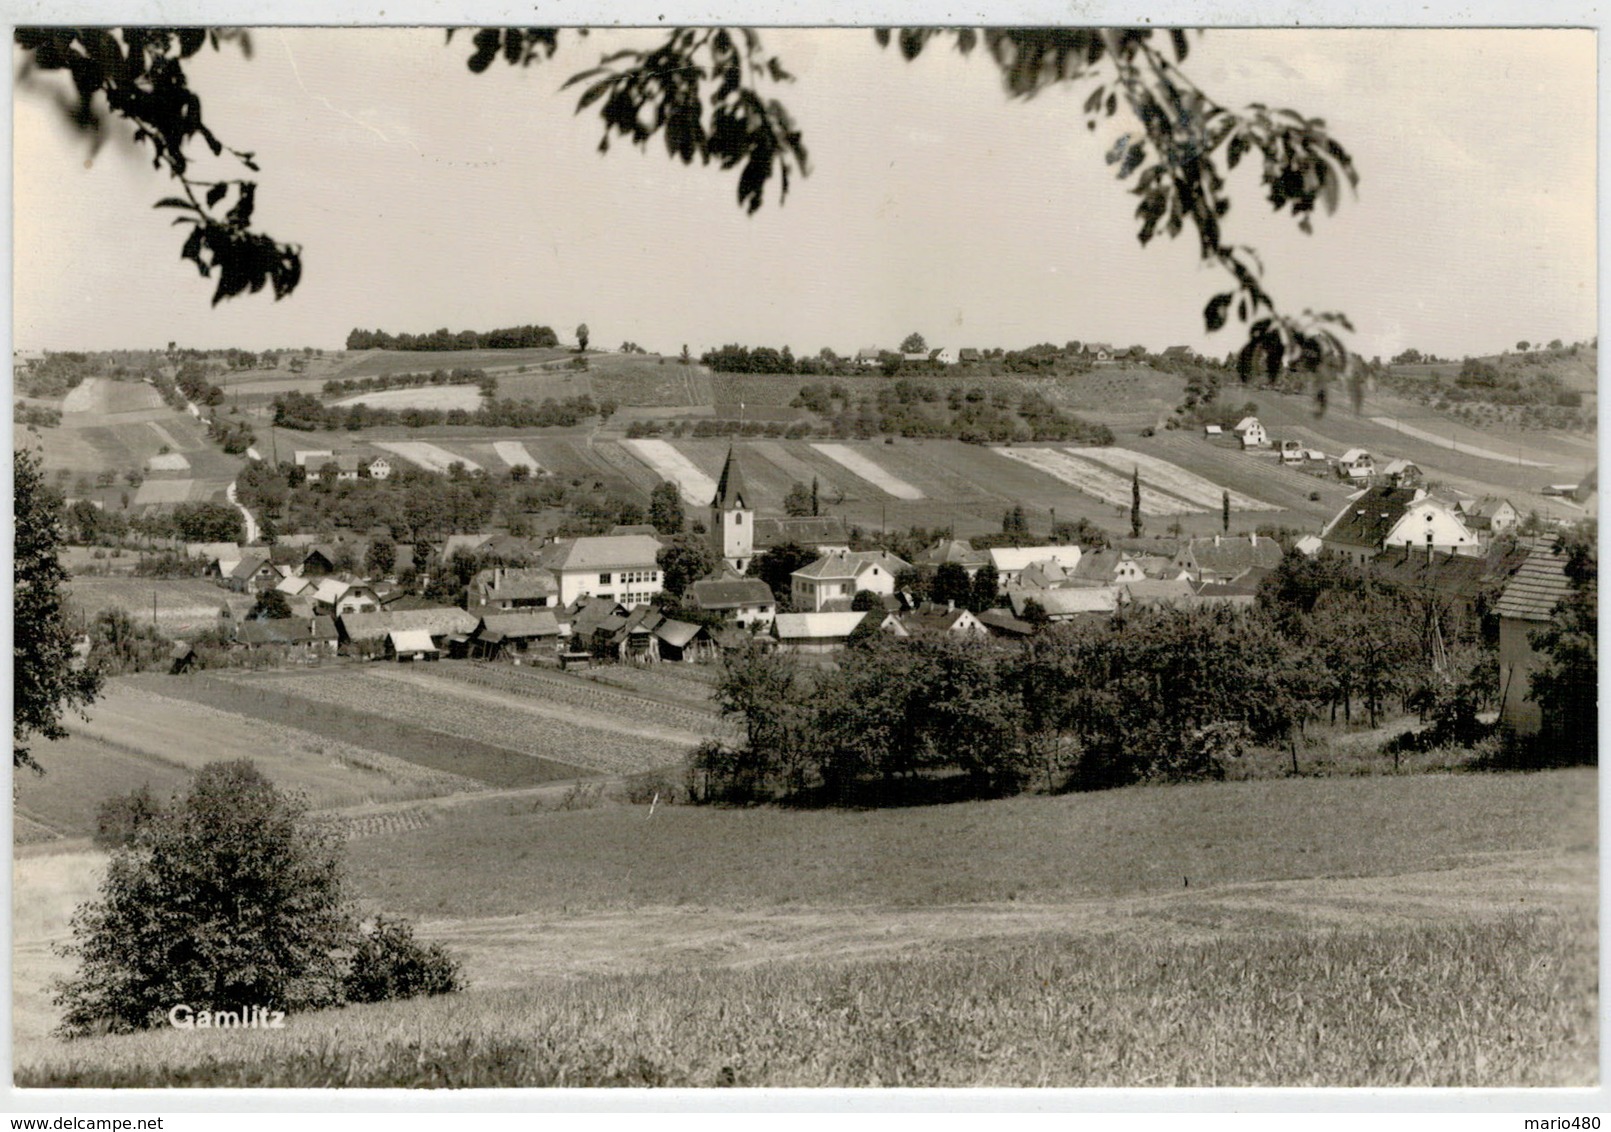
538, 534, 665, 606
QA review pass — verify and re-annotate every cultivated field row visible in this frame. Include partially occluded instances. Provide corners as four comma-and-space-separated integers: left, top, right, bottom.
810, 443, 925, 500
371, 440, 483, 473
222, 667, 696, 776
993, 447, 1206, 516
1072, 446, 1277, 511
623, 438, 718, 505
439, 662, 721, 737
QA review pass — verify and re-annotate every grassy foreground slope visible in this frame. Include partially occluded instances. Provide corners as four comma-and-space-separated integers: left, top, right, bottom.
17, 769, 1594, 1087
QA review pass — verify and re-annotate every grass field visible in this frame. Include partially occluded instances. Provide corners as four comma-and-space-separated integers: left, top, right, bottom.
345, 767, 1595, 919
64, 577, 254, 634
331, 386, 484, 411
15, 767, 1594, 1086
150, 672, 593, 790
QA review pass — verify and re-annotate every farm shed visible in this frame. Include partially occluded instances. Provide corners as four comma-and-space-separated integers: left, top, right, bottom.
752, 515, 852, 555
773, 611, 875, 653
385, 629, 441, 662
653, 617, 717, 663
1321, 487, 1478, 565
1008, 586, 1119, 622
473, 610, 563, 660
976, 608, 1036, 638
1170, 535, 1284, 585
1493, 540, 1578, 737
1120, 578, 1196, 608
338, 607, 478, 656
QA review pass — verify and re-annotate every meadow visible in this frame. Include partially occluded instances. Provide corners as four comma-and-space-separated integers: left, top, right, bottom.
15, 767, 1595, 1087
64, 577, 254, 634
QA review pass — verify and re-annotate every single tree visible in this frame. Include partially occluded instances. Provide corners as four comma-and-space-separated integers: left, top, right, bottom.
14, 449, 103, 771
648, 480, 685, 535
1002, 503, 1031, 545
576, 323, 590, 352
900, 332, 928, 355
365, 537, 396, 578
1130, 467, 1143, 538
969, 560, 1001, 613
932, 562, 972, 609
657, 536, 718, 597
1516, 340, 1530, 352
1221, 488, 1231, 534
680, 343, 692, 365
1020, 597, 1051, 627
810, 475, 820, 517
747, 541, 819, 605
782, 481, 814, 517
850, 588, 884, 612
248, 588, 293, 620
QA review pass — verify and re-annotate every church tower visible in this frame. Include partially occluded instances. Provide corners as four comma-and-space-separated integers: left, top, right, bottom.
710, 445, 754, 573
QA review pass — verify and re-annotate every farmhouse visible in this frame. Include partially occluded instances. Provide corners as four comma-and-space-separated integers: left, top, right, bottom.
235, 615, 340, 655
276, 574, 317, 599
976, 608, 1036, 638
469, 566, 559, 610
1320, 486, 1479, 565
1169, 534, 1283, 585
987, 545, 1083, 587
1459, 497, 1520, 536
209, 551, 282, 594
957, 348, 983, 364
310, 578, 382, 617
915, 537, 991, 575
772, 611, 875, 653
1370, 540, 1530, 641
898, 606, 988, 636
687, 576, 778, 628
791, 549, 911, 612
537, 534, 664, 606
185, 540, 241, 562
1067, 549, 1147, 586
1380, 459, 1424, 490
1232, 416, 1269, 448
1494, 540, 1577, 736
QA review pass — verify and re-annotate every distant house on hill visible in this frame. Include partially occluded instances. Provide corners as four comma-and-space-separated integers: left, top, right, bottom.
1380, 459, 1424, 490
1336, 448, 1375, 481
1232, 416, 1269, 449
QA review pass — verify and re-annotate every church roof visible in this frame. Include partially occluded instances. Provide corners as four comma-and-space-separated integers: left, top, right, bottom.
712, 446, 751, 509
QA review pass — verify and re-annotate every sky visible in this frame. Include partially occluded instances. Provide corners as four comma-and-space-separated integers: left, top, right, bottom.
11, 26, 1598, 361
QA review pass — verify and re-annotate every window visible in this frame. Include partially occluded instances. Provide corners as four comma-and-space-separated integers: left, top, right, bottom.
735, 513, 743, 524
599, 573, 612, 584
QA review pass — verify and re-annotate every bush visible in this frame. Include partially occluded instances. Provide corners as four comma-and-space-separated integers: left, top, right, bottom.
343, 915, 460, 1004
54, 761, 354, 1037
92, 784, 161, 850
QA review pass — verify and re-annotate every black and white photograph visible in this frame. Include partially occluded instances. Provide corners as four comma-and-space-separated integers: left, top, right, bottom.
8, 12, 1600, 1103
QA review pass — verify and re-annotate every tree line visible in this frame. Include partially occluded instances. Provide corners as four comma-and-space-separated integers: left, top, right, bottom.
690, 543, 1585, 806
345, 323, 560, 352
271, 391, 612, 432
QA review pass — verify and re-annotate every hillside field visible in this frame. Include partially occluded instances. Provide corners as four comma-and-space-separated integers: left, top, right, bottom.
64, 577, 255, 634
14, 767, 1595, 1086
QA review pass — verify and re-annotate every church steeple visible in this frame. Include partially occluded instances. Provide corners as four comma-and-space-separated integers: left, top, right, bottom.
712, 445, 751, 511
710, 445, 754, 572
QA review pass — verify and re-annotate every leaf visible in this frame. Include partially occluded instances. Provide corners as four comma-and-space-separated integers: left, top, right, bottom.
576, 77, 613, 111
1203, 292, 1233, 333
206, 182, 228, 208
153, 197, 194, 211
1227, 133, 1246, 169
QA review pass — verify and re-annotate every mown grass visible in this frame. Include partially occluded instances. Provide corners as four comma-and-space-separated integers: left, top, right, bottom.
346, 768, 1597, 918
18, 911, 1594, 1088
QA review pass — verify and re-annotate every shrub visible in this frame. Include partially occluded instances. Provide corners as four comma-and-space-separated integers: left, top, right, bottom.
343, 915, 460, 1004
54, 761, 355, 1038
92, 784, 161, 850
